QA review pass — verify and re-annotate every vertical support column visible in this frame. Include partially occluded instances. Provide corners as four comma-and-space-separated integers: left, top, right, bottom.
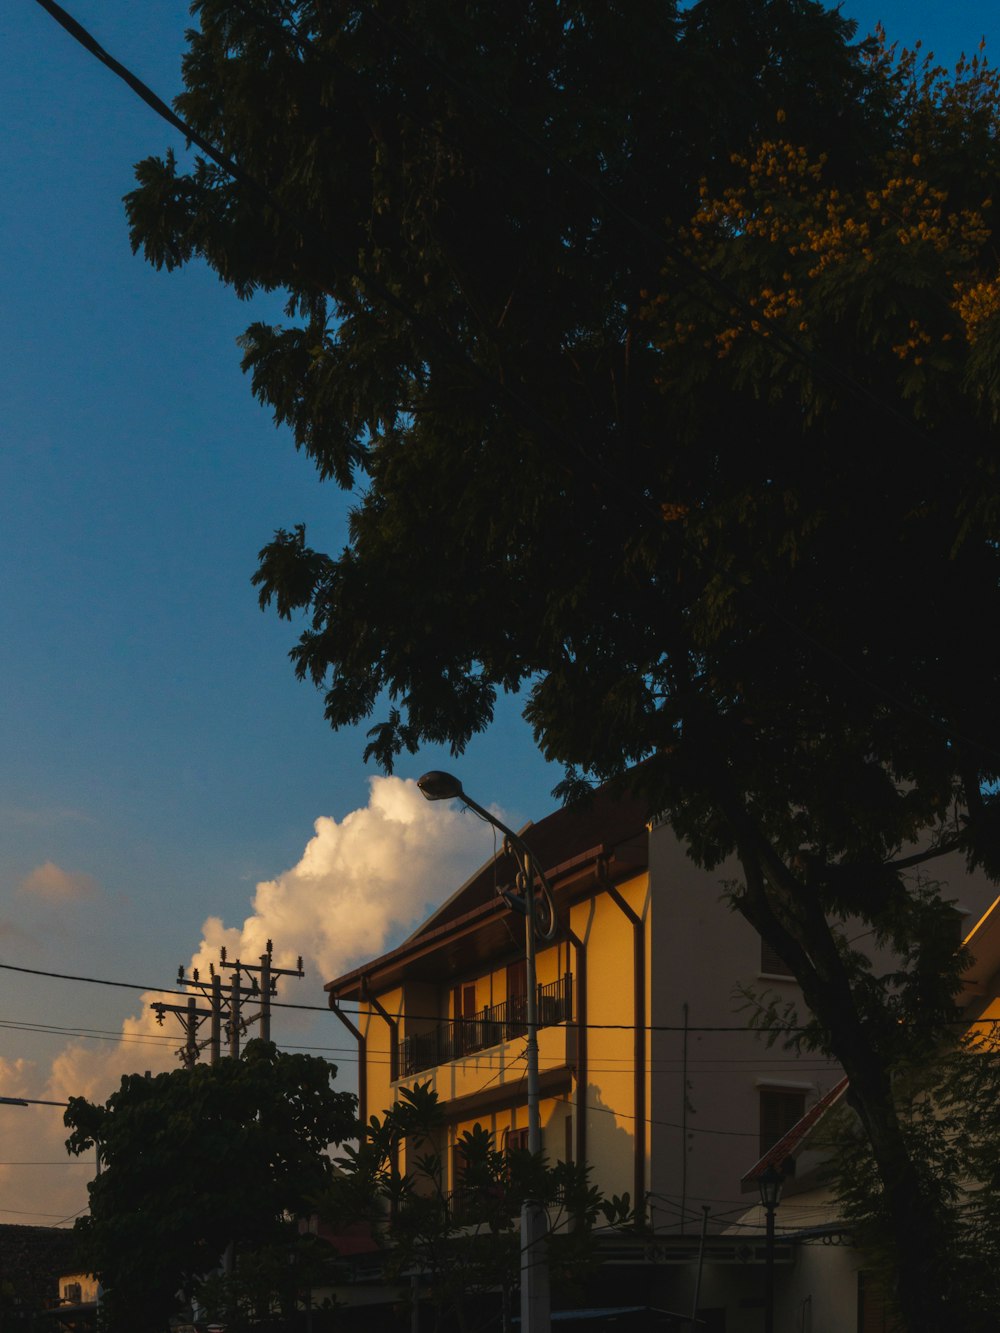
330, 1000, 367, 1128
607, 883, 646, 1218
364, 985, 399, 1085
566, 930, 588, 1169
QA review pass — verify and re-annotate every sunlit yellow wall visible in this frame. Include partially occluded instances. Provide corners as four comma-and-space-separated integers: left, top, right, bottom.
361, 984, 402, 1139
441, 939, 570, 1020
965, 995, 1000, 1048
360, 881, 648, 1202
59, 1274, 100, 1304
569, 871, 650, 1202
448, 1093, 575, 1188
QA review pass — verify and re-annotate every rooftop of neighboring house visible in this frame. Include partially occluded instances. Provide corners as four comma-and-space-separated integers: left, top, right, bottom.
326, 781, 650, 1001
0, 1223, 80, 1313
740, 1077, 850, 1196
959, 890, 1000, 1008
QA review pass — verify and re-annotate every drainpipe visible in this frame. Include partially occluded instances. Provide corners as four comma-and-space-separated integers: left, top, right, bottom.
565, 928, 588, 1170
605, 879, 646, 1219
329, 998, 367, 1128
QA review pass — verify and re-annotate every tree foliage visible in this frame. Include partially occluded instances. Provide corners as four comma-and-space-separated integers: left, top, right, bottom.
321, 1083, 631, 1333
64, 1041, 356, 1331
124, 5, 1000, 1329
828, 1027, 1000, 1333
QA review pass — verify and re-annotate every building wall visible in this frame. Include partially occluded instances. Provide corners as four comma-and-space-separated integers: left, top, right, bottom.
569, 870, 649, 1203
59, 1271, 100, 1303
646, 823, 1000, 1235
647, 824, 843, 1233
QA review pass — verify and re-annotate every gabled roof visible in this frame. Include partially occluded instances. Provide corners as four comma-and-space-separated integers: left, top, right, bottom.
959, 892, 1000, 1005
407, 784, 649, 937
741, 1077, 849, 1191
326, 784, 649, 1001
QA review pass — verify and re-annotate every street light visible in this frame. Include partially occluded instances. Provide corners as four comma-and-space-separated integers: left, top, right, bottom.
758, 1163, 784, 1333
418, 771, 555, 1333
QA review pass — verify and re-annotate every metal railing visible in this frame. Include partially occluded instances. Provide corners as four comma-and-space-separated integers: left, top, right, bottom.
398, 973, 573, 1078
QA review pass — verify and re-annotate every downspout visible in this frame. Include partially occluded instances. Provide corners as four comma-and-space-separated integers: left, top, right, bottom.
605, 877, 646, 1220
565, 928, 588, 1169
328, 996, 367, 1128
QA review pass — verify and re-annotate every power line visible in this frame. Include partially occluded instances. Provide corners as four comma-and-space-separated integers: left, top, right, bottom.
0, 959, 986, 1034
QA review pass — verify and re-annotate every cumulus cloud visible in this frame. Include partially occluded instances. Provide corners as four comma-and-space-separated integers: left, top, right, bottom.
189, 775, 501, 982
10, 777, 501, 1224
19, 861, 100, 902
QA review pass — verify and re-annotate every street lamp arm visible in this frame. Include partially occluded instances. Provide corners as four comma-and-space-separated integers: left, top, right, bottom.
417, 771, 558, 942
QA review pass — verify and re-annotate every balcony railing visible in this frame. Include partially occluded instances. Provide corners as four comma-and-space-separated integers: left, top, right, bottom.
398, 973, 573, 1079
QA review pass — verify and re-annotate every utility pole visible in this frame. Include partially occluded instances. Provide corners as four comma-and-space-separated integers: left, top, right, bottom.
418, 771, 556, 1333
217, 941, 304, 1053
151, 978, 216, 1069
157, 942, 304, 1066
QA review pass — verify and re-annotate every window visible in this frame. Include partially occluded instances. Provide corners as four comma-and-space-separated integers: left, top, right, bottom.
452, 1141, 469, 1191
507, 959, 527, 1036
564, 1112, 573, 1164
857, 1271, 900, 1332
507, 1126, 530, 1156
759, 1087, 806, 1158
452, 982, 478, 1056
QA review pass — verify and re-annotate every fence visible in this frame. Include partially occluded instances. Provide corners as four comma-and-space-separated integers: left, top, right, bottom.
398, 973, 573, 1078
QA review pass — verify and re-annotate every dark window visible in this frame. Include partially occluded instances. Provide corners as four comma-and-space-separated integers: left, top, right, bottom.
507, 1126, 530, 1156
564, 1112, 573, 1164
857, 1270, 900, 1332
452, 982, 478, 1056
760, 938, 793, 977
452, 1141, 469, 1191
507, 959, 527, 1036
759, 1088, 806, 1158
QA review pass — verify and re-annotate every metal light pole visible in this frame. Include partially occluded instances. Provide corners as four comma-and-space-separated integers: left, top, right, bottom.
418, 771, 556, 1333
758, 1164, 784, 1333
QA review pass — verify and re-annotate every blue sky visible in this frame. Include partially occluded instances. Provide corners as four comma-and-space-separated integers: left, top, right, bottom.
1, 0, 997, 1223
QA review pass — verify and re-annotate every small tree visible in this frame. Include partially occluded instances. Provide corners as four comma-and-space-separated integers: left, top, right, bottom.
322, 1083, 630, 1333
64, 1040, 357, 1332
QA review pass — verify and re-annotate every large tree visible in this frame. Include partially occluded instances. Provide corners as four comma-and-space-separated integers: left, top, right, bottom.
121, 4, 1000, 1328
64, 1041, 357, 1331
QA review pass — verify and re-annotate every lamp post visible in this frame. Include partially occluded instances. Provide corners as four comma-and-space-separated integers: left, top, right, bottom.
758, 1163, 784, 1333
418, 770, 556, 1333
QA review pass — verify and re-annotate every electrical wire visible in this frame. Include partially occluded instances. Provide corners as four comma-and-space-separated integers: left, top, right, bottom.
6, 958, 984, 1033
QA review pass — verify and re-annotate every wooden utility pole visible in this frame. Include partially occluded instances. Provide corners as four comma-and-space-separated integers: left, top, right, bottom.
217, 941, 304, 1052
156, 942, 304, 1066
151, 985, 216, 1069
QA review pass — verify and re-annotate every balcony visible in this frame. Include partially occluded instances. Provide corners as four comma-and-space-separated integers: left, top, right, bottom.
399, 974, 573, 1079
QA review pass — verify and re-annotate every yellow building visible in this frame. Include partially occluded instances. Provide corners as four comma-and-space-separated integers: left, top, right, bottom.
325, 786, 995, 1239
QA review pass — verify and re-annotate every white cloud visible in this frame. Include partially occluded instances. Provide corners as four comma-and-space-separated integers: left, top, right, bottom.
19, 861, 99, 902
189, 775, 500, 982
8, 777, 500, 1225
